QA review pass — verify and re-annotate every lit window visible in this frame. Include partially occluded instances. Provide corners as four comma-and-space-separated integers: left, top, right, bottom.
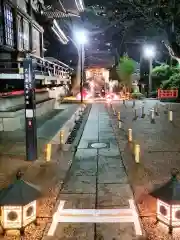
32, 27, 40, 56
17, 15, 23, 50
4, 4, 14, 47
23, 19, 29, 50
17, 16, 29, 51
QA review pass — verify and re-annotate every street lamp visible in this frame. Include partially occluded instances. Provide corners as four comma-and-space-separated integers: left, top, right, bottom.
74, 30, 87, 102
143, 45, 156, 96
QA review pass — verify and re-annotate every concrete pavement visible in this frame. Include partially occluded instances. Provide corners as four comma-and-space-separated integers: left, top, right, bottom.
44, 104, 144, 240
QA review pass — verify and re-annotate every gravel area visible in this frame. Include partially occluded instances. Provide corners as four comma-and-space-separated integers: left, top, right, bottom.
107, 100, 180, 240
0, 149, 73, 240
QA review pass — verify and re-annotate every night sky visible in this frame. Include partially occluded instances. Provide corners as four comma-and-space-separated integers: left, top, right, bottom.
44, 0, 176, 70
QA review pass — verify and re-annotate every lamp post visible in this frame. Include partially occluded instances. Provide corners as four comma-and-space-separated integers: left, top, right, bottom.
74, 30, 87, 103
143, 45, 156, 97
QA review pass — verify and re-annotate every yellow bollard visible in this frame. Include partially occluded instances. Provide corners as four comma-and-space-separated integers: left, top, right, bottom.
60, 130, 64, 145
45, 144, 52, 162
134, 144, 140, 163
168, 110, 173, 122
128, 128, 132, 142
118, 112, 120, 121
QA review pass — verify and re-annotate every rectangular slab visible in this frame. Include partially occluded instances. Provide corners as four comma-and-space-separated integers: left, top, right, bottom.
62, 175, 96, 194
54, 223, 94, 240
96, 223, 136, 240
59, 194, 95, 209
97, 183, 133, 208
98, 166, 128, 184
69, 161, 97, 176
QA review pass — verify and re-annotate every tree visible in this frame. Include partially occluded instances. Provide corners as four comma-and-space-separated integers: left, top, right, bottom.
116, 55, 136, 92
88, 1, 180, 62
151, 63, 180, 92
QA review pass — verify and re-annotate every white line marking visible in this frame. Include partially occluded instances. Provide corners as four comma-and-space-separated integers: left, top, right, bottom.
129, 199, 143, 236
47, 200, 65, 236
47, 199, 143, 237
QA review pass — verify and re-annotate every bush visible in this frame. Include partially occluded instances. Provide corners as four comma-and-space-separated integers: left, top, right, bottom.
161, 79, 172, 89
131, 92, 145, 99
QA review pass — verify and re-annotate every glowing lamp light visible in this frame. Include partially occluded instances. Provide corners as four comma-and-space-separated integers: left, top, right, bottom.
143, 45, 156, 58
0, 170, 41, 235
150, 170, 180, 234
74, 30, 87, 45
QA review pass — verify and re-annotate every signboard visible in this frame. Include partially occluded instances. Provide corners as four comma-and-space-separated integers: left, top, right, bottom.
158, 89, 178, 99
23, 56, 37, 161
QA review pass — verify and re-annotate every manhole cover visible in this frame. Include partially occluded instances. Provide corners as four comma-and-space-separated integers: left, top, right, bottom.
91, 143, 107, 149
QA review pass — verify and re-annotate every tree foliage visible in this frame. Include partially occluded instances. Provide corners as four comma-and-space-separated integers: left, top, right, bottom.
116, 55, 136, 93
86, 1, 180, 58
152, 63, 180, 90
116, 56, 136, 83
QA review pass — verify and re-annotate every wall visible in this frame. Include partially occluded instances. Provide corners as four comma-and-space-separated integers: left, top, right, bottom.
0, 98, 55, 131
0, 91, 49, 111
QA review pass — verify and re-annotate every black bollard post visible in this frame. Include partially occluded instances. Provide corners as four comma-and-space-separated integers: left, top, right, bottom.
132, 100, 135, 108
133, 109, 138, 120
141, 106, 145, 118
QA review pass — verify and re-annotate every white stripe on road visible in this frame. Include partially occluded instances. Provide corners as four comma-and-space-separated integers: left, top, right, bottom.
47, 199, 143, 237
47, 200, 65, 236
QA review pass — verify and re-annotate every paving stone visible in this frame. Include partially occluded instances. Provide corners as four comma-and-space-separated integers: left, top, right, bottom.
99, 148, 120, 157
62, 175, 96, 194
98, 155, 124, 168
96, 223, 136, 240
69, 160, 97, 176
97, 183, 133, 208
54, 223, 94, 240
59, 193, 95, 209
98, 165, 128, 184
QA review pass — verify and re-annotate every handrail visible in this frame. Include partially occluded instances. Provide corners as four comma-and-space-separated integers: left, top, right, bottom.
30, 54, 73, 70
0, 55, 72, 81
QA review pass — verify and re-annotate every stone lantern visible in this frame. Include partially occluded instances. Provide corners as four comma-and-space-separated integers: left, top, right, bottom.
0, 171, 41, 235
150, 170, 180, 234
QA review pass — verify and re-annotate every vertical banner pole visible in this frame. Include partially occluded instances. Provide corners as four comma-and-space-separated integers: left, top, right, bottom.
23, 55, 37, 161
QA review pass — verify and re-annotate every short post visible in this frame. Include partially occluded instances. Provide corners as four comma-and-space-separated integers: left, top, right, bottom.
151, 108, 155, 123
134, 144, 140, 163
45, 144, 52, 162
132, 100, 135, 108
60, 130, 64, 145
113, 107, 116, 116
141, 106, 145, 118
168, 110, 173, 122
118, 112, 121, 128
118, 112, 120, 121
128, 128, 132, 142
133, 109, 137, 120
155, 103, 159, 116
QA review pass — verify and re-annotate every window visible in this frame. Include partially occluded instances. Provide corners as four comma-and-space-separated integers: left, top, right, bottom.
17, 15, 29, 51
32, 27, 40, 56
4, 4, 14, 47
17, 15, 23, 50
23, 19, 29, 50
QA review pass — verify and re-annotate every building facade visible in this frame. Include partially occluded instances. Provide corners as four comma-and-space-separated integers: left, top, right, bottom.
0, 0, 44, 61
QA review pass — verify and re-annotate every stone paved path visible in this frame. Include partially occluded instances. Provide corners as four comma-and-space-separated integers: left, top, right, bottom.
44, 104, 144, 240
